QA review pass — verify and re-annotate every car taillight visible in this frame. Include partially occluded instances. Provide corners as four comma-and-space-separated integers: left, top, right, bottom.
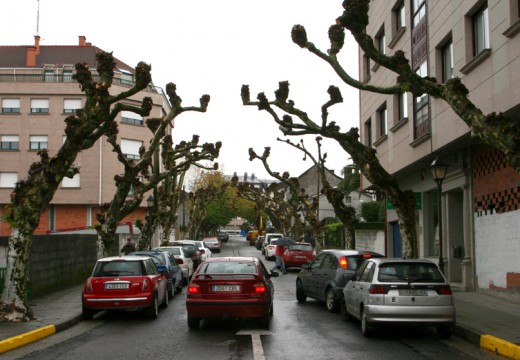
368, 284, 386, 294
188, 283, 201, 294
142, 278, 149, 291
339, 256, 348, 270
252, 283, 267, 296
85, 279, 93, 293
437, 285, 453, 295
200, 249, 206, 255
362, 253, 372, 259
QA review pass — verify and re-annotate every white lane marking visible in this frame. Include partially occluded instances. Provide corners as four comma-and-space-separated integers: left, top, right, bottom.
236, 329, 272, 360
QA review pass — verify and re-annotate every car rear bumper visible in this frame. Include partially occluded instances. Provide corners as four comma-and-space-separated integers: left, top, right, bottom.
83, 294, 153, 311
187, 300, 271, 318
365, 304, 456, 324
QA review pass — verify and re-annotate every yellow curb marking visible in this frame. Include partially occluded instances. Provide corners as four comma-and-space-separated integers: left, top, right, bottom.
0, 325, 56, 354
481, 334, 520, 360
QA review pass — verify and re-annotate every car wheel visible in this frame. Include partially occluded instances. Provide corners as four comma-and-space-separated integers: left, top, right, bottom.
168, 284, 174, 299
340, 299, 353, 322
187, 314, 200, 330
325, 288, 340, 313
437, 325, 453, 339
360, 308, 373, 337
146, 293, 159, 319
296, 280, 307, 303
82, 306, 95, 320
162, 290, 169, 308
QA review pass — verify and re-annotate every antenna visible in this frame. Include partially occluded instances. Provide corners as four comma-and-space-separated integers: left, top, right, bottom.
36, 0, 40, 36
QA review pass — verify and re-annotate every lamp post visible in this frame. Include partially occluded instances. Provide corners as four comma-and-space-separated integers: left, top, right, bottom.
430, 157, 449, 274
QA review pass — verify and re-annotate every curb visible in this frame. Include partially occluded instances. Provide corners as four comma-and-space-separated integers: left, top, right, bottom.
455, 323, 520, 360
0, 314, 83, 354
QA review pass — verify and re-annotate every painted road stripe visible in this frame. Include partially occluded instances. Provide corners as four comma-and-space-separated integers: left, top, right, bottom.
237, 329, 272, 360
0, 325, 56, 354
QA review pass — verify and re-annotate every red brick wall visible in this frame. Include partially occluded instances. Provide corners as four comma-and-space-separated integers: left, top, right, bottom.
473, 145, 520, 215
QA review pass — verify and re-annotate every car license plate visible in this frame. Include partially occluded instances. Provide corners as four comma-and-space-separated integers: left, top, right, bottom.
398, 289, 427, 296
105, 283, 129, 290
295, 256, 306, 258
212, 285, 240, 292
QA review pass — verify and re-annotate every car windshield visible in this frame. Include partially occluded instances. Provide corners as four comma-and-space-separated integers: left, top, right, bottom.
198, 261, 257, 275
377, 262, 444, 283
93, 260, 142, 277
289, 244, 312, 251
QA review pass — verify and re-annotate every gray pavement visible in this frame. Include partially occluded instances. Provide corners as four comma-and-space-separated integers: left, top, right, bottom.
1, 285, 520, 359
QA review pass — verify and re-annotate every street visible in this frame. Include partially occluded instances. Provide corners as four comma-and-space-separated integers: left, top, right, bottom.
5, 236, 503, 360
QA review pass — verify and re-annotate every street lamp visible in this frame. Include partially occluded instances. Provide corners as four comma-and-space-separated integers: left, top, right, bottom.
430, 157, 449, 273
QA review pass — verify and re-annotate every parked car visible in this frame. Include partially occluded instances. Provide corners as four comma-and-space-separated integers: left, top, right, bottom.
169, 241, 202, 270
128, 250, 183, 298
193, 240, 212, 262
186, 256, 279, 330
154, 246, 194, 284
282, 242, 316, 268
296, 250, 384, 313
261, 233, 284, 255
82, 255, 168, 320
203, 236, 221, 253
217, 231, 229, 243
342, 258, 456, 338
265, 239, 279, 260
255, 235, 265, 250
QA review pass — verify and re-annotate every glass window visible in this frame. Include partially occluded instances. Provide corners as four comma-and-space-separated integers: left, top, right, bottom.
399, 92, 408, 119
442, 40, 453, 82
44, 69, 54, 82
0, 135, 19, 150
310, 253, 326, 270
121, 138, 143, 160
377, 30, 386, 55
63, 69, 73, 82
0, 172, 18, 187
29, 135, 48, 150
412, 0, 426, 27
63, 99, 82, 114
363, 54, 371, 79
360, 261, 375, 282
396, 1, 406, 30
414, 61, 430, 138
321, 255, 336, 270
121, 110, 144, 126
378, 103, 387, 137
30, 99, 49, 114
377, 262, 444, 282
474, 4, 490, 55
2, 98, 20, 113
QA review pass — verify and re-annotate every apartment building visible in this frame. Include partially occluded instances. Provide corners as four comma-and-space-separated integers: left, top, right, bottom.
359, 0, 520, 294
0, 36, 171, 237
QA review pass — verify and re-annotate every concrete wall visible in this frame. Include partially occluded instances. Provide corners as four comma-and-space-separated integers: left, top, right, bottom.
474, 210, 520, 294
0, 234, 119, 299
355, 229, 386, 256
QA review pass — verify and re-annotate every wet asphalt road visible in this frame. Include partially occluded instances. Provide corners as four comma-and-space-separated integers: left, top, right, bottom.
5, 236, 502, 360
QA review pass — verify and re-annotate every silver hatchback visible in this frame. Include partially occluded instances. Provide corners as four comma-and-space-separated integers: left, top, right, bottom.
342, 258, 456, 338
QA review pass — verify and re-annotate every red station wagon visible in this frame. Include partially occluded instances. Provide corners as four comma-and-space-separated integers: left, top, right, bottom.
82, 256, 169, 320
186, 257, 279, 329
282, 242, 316, 268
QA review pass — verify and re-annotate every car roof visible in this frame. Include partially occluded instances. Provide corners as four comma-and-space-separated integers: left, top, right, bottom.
369, 258, 436, 265
319, 249, 384, 258
97, 256, 149, 262
204, 256, 257, 263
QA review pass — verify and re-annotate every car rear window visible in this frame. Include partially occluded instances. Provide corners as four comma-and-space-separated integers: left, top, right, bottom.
199, 261, 257, 275
93, 261, 143, 277
377, 263, 444, 282
289, 244, 312, 251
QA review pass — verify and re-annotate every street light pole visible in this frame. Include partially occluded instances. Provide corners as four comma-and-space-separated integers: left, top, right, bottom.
430, 157, 449, 274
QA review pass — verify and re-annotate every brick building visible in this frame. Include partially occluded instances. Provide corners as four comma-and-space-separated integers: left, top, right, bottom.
0, 36, 171, 237
359, 0, 520, 294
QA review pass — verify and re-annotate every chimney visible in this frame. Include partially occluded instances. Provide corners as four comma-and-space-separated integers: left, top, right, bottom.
34, 35, 40, 54
244, 172, 248, 182
26, 47, 37, 67
251, 173, 255, 181
79, 36, 87, 46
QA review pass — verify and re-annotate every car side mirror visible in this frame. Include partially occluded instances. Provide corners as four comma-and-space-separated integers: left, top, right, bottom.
343, 273, 355, 281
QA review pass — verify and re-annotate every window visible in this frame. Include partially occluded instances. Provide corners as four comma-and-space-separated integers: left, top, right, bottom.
414, 61, 430, 138
121, 139, 143, 160
63, 69, 73, 82
377, 103, 387, 137
49, 205, 56, 231
121, 110, 144, 126
412, 0, 426, 27
2, 98, 20, 113
396, 1, 406, 31
30, 99, 49, 114
62, 173, 80, 188
376, 27, 386, 55
0, 172, 18, 188
398, 92, 408, 120
1, 135, 19, 150
473, 4, 489, 55
44, 69, 54, 82
364, 118, 372, 147
63, 99, 82, 114
29, 135, 48, 150
442, 40, 453, 82
362, 54, 371, 81
119, 69, 134, 85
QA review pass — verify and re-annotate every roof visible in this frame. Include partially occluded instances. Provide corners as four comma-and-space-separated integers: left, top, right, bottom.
320, 249, 385, 257
0, 39, 134, 72
97, 255, 149, 262
205, 256, 257, 263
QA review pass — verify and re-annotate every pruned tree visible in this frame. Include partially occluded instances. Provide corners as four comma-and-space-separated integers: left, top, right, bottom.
1, 52, 152, 321
95, 82, 220, 255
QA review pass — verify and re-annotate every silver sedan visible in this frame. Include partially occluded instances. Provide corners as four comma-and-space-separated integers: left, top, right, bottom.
342, 258, 456, 338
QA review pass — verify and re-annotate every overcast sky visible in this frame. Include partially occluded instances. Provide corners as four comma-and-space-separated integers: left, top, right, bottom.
1, 0, 360, 182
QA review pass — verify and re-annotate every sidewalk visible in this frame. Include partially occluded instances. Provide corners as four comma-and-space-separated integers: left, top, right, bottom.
1, 286, 520, 359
